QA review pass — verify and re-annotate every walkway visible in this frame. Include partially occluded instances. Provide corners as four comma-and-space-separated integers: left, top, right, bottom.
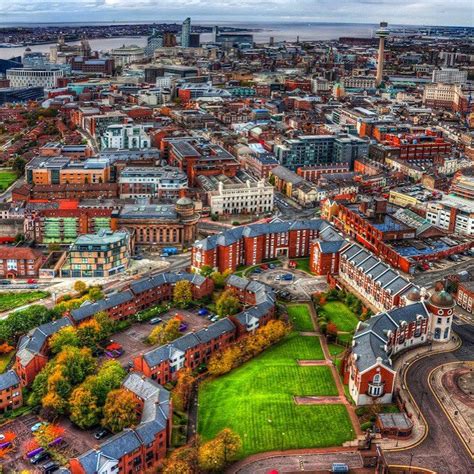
306, 302, 362, 437
295, 395, 346, 405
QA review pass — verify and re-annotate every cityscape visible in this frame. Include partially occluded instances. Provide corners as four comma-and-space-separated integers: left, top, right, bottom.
0, 6, 473, 474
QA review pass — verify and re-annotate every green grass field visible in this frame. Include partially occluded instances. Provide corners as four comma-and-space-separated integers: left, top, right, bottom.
294, 257, 311, 274
0, 170, 17, 191
198, 333, 354, 457
287, 304, 314, 332
320, 301, 359, 333
0, 291, 50, 312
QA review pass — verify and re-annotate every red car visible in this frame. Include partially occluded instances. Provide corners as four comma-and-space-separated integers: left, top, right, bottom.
260, 264, 269, 270
27, 279, 37, 284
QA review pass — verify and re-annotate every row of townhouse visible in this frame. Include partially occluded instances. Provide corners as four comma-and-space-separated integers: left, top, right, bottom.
338, 243, 416, 312
134, 275, 276, 384
191, 218, 346, 273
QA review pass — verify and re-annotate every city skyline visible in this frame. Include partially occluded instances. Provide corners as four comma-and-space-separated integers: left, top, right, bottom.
1, 0, 473, 27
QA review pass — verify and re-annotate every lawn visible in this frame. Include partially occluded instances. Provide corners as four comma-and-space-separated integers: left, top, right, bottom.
287, 304, 314, 332
277, 332, 325, 360
198, 332, 355, 458
320, 301, 359, 333
0, 291, 50, 312
294, 257, 311, 274
0, 170, 17, 191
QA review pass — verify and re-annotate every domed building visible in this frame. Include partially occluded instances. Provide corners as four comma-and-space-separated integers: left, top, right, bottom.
426, 283, 455, 342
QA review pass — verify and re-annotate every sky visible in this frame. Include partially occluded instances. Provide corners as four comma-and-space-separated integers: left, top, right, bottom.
0, 0, 472, 27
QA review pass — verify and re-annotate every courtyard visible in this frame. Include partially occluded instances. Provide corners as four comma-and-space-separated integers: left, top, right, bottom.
197, 329, 355, 458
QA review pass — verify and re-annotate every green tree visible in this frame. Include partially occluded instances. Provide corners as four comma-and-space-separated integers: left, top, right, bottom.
49, 326, 80, 354
93, 311, 115, 339
88, 287, 103, 302
199, 265, 214, 278
102, 388, 138, 433
11, 156, 26, 177
173, 280, 193, 308
216, 290, 241, 317
88, 360, 126, 406
76, 320, 101, 348
69, 386, 101, 429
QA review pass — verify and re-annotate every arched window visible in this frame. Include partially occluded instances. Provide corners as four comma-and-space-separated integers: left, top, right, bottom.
373, 374, 381, 384
434, 328, 441, 340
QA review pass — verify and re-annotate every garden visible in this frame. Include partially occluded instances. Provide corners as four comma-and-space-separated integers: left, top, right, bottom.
0, 291, 50, 313
198, 331, 354, 458
0, 169, 17, 191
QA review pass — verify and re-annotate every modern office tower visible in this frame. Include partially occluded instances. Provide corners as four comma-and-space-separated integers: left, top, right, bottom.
375, 21, 389, 87
145, 28, 163, 57
181, 17, 191, 48
432, 68, 467, 85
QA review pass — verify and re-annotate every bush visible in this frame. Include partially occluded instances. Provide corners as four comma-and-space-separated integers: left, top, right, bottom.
355, 407, 367, 416
360, 421, 373, 431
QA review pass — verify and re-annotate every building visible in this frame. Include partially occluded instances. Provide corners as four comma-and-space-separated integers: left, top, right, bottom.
271, 166, 318, 206
422, 83, 469, 112
181, 17, 191, 48
6, 67, 64, 89
0, 86, 44, 104
457, 281, 474, 314
383, 132, 451, 161
425, 195, 474, 236
0, 246, 43, 278
70, 373, 171, 474
0, 371, 22, 415
432, 68, 467, 84
375, 22, 389, 87
274, 134, 368, 171
115, 198, 199, 247
192, 218, 345, 273
118, 166, 188, 199
198, 173, 274, 216
145, 29, 164, 57
60, 229, 131, 278
26, 156, 111, 186
344, 285, 454, 405
337, 243, 415, 312
110, 45, 145, 66
100, 124, 152, 150
341, 76, 376, 90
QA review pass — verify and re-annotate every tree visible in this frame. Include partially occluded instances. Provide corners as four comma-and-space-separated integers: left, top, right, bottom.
216, 290, 241, 317
94, 311, 115, 340
173, 280, 193, 308
199, 265, 214, 278
102, 388, 138, 433
88, 287, 103, 302
12, 156, 26, 177
326, 322, 338, 339
69, 386, 101, 429
147, 318, 181, 345
257, 320, 290, 345
55, 346, 96, 386
207, 345, 242, 376
73, 280, 87, 293
172, 368, 195, 412
88, 360, 126, 406
198, 429, 241, 471
210, 269, 232, 289
49, 326, 80, 354
33, 424, 65, 449
164, 446, 199, 474
76, 320, 101, 348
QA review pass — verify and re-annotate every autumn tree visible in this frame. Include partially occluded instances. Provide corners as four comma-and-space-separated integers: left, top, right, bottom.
326, 322, 338, 339
76, 319, 101, 348
73, 280, 87, 293
210, 269, 232, 288
173, 280, 193, 308
198, 428, 242, 471
88, 287, 103, 302
94, 311, 115, 339
33, 424, 65, 449
102, 388, 138, 433
147, 317, 181, 345
216, 289, 241, 317
87, 360, 126, 406
163, 446, 199, 474
69, 386, 101, 429
49, 326, 80, 354
257, 320, 290, 345
172, 368, 195, 412
207, 345, 242, 376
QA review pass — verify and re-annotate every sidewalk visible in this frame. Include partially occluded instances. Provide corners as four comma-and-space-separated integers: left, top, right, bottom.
381, 334, 461, 451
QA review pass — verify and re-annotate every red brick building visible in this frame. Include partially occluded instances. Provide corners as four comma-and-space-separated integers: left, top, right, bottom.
192, 219, 346, 273
0, 371, 22, 415
457, 281, 474, 314
383, 132, 451, 161
0, 246, 43, 278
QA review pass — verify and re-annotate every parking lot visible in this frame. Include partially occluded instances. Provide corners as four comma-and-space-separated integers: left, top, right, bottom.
250, 268, 328, 301
111, 308, 211, 366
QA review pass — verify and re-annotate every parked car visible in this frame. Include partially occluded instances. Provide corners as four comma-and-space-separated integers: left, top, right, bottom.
275, 275, 281, 281
198, 309, 209, 316
149, 317, 163, 325
252, 267, 262, 274
31, 422, 48, 433
210, 316, 219, 322
94, 428, 109, 440
0, 434, 4, 441
131, 255, 143, 260
42, 461, 60, 474
260, 264, 269, 270
30, 451, 50, 465
331, 463, 349, 473
268, 263, 276, 269
179, 322, 188, 332
27, 279, 37, 284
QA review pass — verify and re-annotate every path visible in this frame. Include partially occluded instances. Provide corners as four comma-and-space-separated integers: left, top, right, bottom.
385, 323, 474, 473
295, 395, 346, 405
306, 302, 362, 437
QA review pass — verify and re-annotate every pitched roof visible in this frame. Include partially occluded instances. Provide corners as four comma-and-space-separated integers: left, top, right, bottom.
0, 370, 20, 391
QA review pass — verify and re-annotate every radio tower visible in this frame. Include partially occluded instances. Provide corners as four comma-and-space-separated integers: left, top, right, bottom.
375, 21, 389, 87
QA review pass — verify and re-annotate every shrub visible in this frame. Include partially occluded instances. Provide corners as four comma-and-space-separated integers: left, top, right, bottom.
360, 421, 373, 431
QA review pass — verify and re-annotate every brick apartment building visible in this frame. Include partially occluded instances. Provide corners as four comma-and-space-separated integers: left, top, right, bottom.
0, 246, 43, 278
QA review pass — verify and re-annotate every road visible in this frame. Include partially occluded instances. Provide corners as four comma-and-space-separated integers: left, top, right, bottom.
412, 258, 474, 288
385, 322, 474, 473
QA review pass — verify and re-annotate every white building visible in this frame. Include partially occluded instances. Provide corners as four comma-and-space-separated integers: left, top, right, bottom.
422, 83, 466, 111
6, 67, 64, 89
311, 77, 331, 93
425, 195, 474, 236
340, 76, 376, 89
100, 124, 152, 150
205, 178, 274, 215
432, 68, 467, 85
111, 45, 145, 67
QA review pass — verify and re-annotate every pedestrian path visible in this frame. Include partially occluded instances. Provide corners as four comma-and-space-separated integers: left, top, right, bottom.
295, 395, 346, 405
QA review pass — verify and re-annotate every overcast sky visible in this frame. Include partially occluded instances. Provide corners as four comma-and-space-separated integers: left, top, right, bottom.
1, 0, 472, 27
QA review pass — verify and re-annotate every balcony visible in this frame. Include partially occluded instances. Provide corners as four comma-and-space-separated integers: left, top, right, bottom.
367, 381, 385, 398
